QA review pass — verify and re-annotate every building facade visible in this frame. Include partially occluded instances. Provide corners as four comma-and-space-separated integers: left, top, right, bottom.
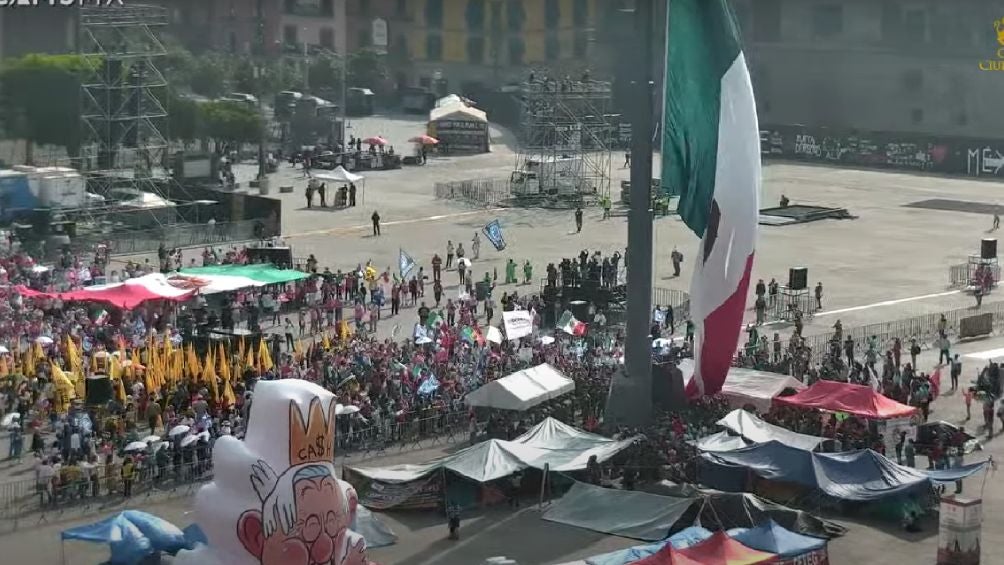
0, 5, 77, 61
729, 0, 1004, 139
279, 0, 348, 55
401, 0, 602, 89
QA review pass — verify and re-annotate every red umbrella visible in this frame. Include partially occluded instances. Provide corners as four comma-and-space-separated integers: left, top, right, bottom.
409, 135, 440, 145
362, 136, 388, 146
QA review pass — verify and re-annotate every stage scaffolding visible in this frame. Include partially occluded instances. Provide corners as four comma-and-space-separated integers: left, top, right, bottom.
513, 77, 613, 204
77, 3, 187, 221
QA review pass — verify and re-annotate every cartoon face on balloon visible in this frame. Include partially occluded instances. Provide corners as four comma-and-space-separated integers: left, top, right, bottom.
234, 398, 368, 565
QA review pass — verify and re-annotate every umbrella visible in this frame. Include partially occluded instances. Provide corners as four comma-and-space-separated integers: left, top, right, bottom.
142, 435, 161, 444
35, 336, 54, 345
151, 441, 170, 454
180, 435, 199, 448
336, 404, 361, 416
458, 257, 473, 268
197, 431, 211, 441
539, 336, 556, 345
1, 412, 19, 428
362, 136, 387, 146
415, 336, 433, 345
0, 345, 8, 354
408, 135, 439, 145
168, 425, 190, 437
124, 441, 148, 453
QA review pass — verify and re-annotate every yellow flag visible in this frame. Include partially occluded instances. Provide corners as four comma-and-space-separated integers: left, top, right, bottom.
218, 343, 231, 382
245, 347, 254, 371
322, 332, 331, 351
222, 375, 236, 407
238, 337, 247, 369
109, 355, 121, 381
258, 339, 274, 371
114, 375, 127, 403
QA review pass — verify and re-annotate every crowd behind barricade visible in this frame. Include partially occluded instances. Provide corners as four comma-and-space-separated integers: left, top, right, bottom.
0, 241, 650, 518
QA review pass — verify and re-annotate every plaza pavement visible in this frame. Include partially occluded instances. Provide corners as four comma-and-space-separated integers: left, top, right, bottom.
6, 114, 1004, 562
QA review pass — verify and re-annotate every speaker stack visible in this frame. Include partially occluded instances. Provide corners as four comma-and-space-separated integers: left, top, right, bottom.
982, 238, 997, 260
85, 375, 113, 406
788, 267, 808, 290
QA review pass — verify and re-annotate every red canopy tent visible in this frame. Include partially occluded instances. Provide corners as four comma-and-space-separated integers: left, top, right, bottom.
773, 380, 917, 419
630, 532, 776, 565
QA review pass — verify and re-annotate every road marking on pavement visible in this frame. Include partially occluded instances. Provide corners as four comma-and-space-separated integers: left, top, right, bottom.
813, 290, 961, 317
285, 209, 502, 239
965, 347, 1004, 360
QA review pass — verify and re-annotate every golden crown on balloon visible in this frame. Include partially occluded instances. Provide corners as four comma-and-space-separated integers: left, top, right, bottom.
287, 397, 336, 466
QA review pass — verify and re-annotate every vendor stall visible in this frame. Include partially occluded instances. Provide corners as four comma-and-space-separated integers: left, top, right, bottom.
719, 369, 806, 413
772, 380, 917, 419
428, 103, 490, 154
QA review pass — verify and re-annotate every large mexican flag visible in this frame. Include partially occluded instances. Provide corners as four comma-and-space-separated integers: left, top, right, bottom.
662, 0, 761, 395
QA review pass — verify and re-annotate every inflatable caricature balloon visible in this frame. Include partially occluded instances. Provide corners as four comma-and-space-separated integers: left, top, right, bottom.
173, 379, 370, 565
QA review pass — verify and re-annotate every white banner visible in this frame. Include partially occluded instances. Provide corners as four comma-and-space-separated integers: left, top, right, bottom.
503, 310, 534, 340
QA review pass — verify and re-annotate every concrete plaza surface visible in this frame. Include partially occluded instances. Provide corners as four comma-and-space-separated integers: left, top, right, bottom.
6, 114, 1004, 562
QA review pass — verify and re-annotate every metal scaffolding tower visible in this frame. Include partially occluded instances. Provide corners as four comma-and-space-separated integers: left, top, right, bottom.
77, 4, 177, 207
513, 78, 614, 203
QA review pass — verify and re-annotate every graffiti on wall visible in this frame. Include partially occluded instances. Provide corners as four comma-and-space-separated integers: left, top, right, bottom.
755, 125, 999, 176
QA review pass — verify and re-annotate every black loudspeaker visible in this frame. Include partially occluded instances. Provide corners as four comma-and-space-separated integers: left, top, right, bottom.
30, 208, 52, 235
982, 238, 998, 260
85, 375, 113, 406
788, 267, 808, 290
652, 361, 688, 412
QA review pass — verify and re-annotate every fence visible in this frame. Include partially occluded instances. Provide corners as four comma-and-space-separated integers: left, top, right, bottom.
785, 300, 1004, 365
434, 178, 513, 207
949, 262, 1001, 288
0, 410, 469, 521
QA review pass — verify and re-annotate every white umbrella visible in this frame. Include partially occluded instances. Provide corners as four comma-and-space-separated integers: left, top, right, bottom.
197, 431, 211, 441
486, 326, 503, 344
180, 434, 199, 448
0, 345, 8, 354
35, 336, 54, 345
336, 404, 360, 416
458, 257, 473, 268
652, 338, 673, 350
142, 435, 161, 444
415, 336, 433, 345
539, 336, 556, 345
168, 425, 190, 437
0, 412, 18, 427
124, 441, 148, 453
151, 441, 170, 453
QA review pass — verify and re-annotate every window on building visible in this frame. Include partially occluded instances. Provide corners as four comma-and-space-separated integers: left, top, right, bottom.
508, 36, 525, 65
911, 108, 924, 124
283, 24, 298, 45
545, 33, 560, 60
903, 9, 927, 43
506, 0, 525, 33
391, 33, 409, 61
573, 0, 588, 27
356, 0, 369, 17
320, 27, 334, 50
320, 0, 333, 17
573, 30, 588, 57
467, 35, 485, 63
426, 0, 444, 29
811, 4, 843, 39
397, 0, 408, 18
752, 0, 781, 42
427, 33, 443, 61
466, 0, 486, 31
880, 1, 903, 43
283, 0, 295, 15
357, 29, 371, 48
545, 0, 560, 30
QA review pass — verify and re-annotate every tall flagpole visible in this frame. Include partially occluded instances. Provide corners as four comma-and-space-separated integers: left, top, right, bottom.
623, 0, 656, 424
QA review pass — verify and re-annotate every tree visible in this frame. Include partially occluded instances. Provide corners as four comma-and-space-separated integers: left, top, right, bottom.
306, 52, 345, 95
199, 101, 262, 147
0, 54, 90, 159
347, 48, 389, 91
166, 94, 201, 148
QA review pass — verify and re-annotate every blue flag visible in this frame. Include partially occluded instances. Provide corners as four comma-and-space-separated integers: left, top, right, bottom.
482, 219, 506, 251
399, 248, 416, 277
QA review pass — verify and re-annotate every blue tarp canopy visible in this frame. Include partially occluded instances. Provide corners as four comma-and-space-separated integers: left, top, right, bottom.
728, 519, 827, 557
61, 511, 192, 565
700, 440, 989, 502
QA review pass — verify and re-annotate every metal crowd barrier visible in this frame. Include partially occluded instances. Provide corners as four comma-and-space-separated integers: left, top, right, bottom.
0, 410, 469, 520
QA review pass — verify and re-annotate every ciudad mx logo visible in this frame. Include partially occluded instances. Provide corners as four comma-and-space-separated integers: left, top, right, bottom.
0, 0, 123, 6
979, 17, 1004, 71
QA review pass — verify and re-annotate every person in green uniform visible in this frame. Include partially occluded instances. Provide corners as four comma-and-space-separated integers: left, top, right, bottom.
506, 259, 517, 284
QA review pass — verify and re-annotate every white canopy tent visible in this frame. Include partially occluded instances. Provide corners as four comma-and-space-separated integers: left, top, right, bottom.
720, 368, 807, 412
314, 166, 366, 205
465, 363, 574, 411
715, 409, 825, 451
348, 417, 638, 484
